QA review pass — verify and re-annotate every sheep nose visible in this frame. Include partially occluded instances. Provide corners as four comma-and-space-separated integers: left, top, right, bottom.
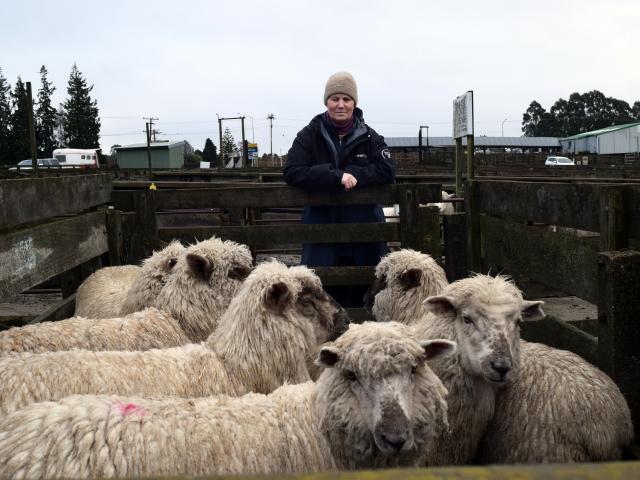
380, 433, 408, 452
490, 359, 511, 377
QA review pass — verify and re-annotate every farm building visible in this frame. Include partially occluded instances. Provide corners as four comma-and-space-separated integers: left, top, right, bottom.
115, 141, 186, 169
560, 121, 640, 155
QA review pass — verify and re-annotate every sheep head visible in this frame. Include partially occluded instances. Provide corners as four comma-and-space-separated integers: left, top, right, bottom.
364, 249, 448, 325
424, 274, 544, 385
315, 322, 454, 469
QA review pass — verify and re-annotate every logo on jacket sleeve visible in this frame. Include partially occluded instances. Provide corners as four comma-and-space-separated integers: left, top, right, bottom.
356, 153, 368, 159
381, 148, 391, 159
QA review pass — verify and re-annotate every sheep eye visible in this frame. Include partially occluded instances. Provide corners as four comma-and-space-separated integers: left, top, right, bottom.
344, 370, 357, 382
462, 315, 474, 325
410, 365, 418, 375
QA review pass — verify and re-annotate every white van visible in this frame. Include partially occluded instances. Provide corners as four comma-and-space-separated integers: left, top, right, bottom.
52, 148, 99, 168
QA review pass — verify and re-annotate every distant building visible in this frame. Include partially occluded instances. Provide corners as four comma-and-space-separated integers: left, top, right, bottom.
115, 141, 186, 169
560, 121, 640, 155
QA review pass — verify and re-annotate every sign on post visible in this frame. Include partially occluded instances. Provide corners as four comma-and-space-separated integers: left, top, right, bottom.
247, 143, 258, 166
453, 91, 474, 139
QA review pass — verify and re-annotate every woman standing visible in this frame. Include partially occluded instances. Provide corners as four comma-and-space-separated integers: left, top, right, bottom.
284, 72, 395, 307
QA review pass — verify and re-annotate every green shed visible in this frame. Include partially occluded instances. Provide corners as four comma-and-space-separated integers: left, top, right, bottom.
115, 141, 185, 169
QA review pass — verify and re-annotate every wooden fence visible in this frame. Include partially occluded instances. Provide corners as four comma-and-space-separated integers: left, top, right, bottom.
0, 174, 113, 322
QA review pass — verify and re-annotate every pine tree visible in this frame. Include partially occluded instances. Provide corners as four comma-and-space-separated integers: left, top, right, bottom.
221, 127, 237, 159
62, 64, 100, 148
10, 77, 31, 164
36, 65, 58, 157
203, 137, 217, 163
0, 68, 11, 165
54, 103, 66, 147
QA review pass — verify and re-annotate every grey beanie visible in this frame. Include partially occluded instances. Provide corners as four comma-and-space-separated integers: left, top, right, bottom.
324, 71, 358, 105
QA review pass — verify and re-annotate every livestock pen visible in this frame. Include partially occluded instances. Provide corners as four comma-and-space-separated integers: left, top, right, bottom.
0, 171, 639, 477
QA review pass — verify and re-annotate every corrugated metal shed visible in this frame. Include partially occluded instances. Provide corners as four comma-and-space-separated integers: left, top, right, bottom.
560, 121, 640, 155
115, 141, 186, 169
385, 136, 560, 148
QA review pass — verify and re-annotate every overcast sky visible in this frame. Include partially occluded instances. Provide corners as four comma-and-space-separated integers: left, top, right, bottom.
2, 0, 638, 156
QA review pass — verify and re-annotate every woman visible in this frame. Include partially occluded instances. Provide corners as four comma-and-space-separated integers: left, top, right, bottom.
284, 72, 395, 307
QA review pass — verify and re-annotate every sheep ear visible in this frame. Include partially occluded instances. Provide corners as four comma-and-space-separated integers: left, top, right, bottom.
522, 300, 545, 321
186, 254, 213, 281
421, 339, 457, 360
265, 281, 291, 312
399, 268, 422, 290
423, 295, 457, 317
228, 265, 251, 281
316, 346, 340, 368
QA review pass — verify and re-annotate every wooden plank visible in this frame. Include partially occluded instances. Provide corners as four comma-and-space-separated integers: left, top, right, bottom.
482, 216, 599, 303
443, 213, 468, 281
600, 187, 628, 250
0, 174, 112, 231
520, 315, 598, 366
417, 205, 442, 259
111, 184, 443, 210
0, 211, 108, 300
598, 250, 640, 437
27, 293, 76, 325
475, 180, 602, 231
313, 266, 375, 287
159, 223, 400, 246
345, 307, 374, 323
465, 180, 482, 272
196, 461, 640, 480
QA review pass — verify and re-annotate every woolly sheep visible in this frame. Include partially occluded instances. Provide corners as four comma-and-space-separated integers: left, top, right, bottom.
74, 240, 184, 318
415, 275, 545, 465
367, 260, 545, 465
0, 261, 349, 416
476, 340, 634, 463
152, 237, 253, 341
73, 265, 141, 318
364, 249, 448, 325
0, 307, 189, 354
382, 191, 455, 223
0, 322, 456, 478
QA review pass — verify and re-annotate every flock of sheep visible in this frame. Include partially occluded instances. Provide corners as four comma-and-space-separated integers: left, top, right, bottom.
0, 237, 634, 478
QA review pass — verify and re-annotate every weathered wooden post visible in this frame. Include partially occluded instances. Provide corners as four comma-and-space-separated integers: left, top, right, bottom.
128, 189, 159, 264
106, 209, 123, 266
464, 180, 482, 273
399, 184, 419, 250
597, 250, 640, 437
443, 212, 468, 281
599, 186, 628, 251
417, 205, 442, 259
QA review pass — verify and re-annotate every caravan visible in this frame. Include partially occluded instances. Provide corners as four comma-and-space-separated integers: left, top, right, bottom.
52, 148, 99, 168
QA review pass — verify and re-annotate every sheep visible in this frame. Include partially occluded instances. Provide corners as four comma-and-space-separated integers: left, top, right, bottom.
364, 249, 448, 325
0, 322, 456, 478
0, 238, 247, 354
476, 340, 634, 463
151, 237, 253, 342
382, 191, 455, 223
73, 265, 141, 318
0, 307, 190, 354
74, 240, 184, 318
0, 261, 350, 416
366, 260, 545, 465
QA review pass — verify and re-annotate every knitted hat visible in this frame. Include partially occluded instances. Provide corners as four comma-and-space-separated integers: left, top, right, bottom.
324, 72, 358, 105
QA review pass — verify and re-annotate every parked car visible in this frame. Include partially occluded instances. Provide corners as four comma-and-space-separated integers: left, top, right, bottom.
9, 158, 61, 170
545, 156, 575, 166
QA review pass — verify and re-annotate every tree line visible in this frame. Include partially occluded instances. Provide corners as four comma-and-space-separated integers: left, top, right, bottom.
0, 64, 100, 165
522, 90, 640, 138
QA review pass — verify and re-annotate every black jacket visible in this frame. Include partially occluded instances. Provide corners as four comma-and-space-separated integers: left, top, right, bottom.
284, 109, 395, 267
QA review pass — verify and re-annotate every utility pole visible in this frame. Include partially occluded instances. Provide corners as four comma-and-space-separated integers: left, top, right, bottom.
26, 82, 39, 176
217, 114, 223, 169
267, 114, 275, 163
143, 117, 158, 179
240, 116, 247, 168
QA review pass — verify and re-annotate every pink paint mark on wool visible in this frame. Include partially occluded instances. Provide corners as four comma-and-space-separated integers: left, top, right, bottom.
114, 401, 146, 418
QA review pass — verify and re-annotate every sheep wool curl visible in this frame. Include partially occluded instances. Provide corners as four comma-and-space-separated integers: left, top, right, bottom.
0, 322, 455, 478
152, 237, 253, 342
476, 340, 634, 464
0, 260, 349, 416
74, 240, 185, 319
0, 307, 189, 354
120, 240, 185, 314
365, 249, 448, 325
73, 265, 140, 318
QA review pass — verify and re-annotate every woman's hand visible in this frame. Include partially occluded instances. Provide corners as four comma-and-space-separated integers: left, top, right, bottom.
341, 172, 357, 190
